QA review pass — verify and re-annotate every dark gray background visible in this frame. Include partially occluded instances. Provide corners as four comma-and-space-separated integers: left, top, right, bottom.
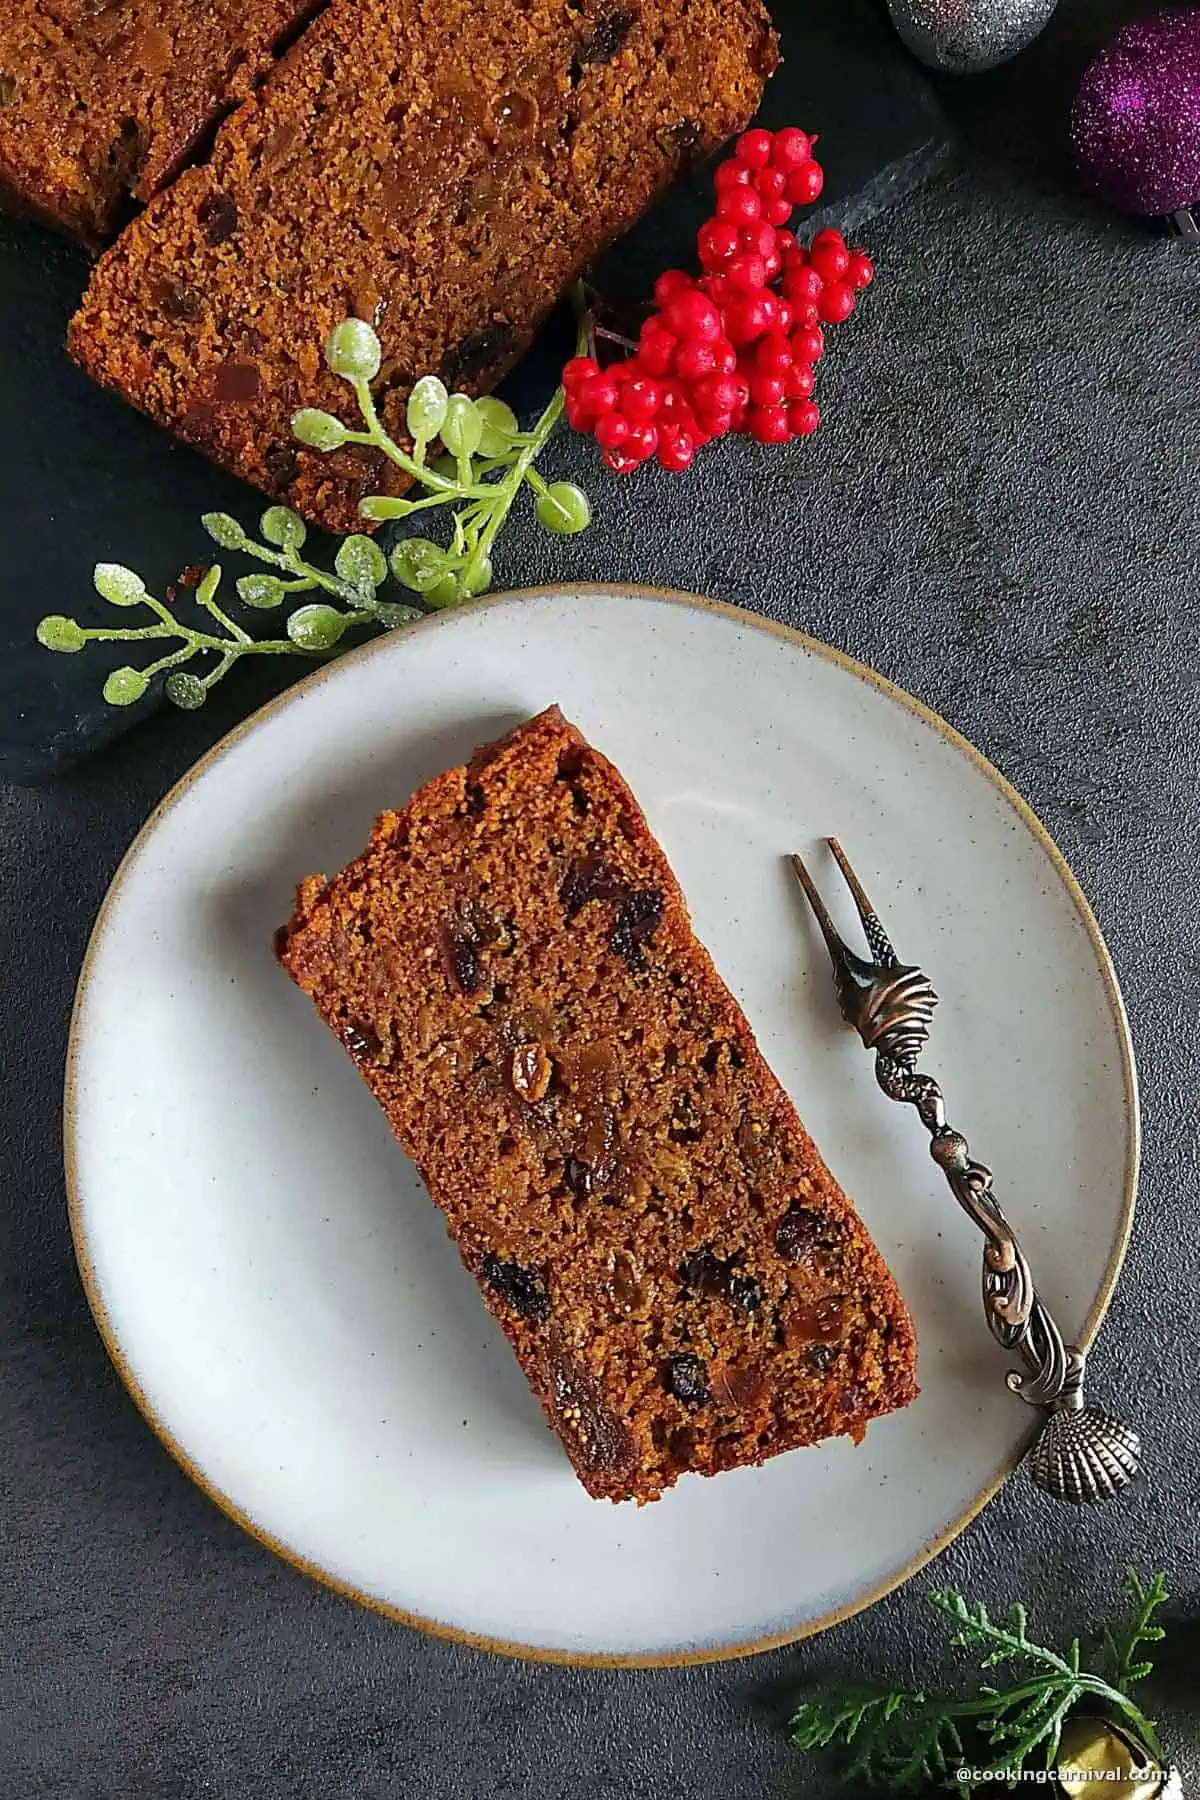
5, 1, 1200, 1793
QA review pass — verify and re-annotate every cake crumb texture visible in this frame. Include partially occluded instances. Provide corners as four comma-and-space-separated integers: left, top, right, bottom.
68, 0, 778, 527
0, 0, 320, 244
277, 708, 918, 1504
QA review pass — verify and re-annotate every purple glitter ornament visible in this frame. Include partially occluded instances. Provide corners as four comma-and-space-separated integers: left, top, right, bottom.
1071, 9, 1200, 226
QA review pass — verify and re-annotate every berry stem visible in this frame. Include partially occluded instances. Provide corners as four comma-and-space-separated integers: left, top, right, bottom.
593, 324, 640, 354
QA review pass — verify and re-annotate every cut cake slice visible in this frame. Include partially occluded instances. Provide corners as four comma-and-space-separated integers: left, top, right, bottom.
276, 707, 918, 1503
67, 0, 777, 527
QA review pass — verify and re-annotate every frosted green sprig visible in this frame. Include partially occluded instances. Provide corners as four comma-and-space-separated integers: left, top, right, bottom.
295, 301, 591, 609
37, 300, 593, 710
37, 518, 422, 709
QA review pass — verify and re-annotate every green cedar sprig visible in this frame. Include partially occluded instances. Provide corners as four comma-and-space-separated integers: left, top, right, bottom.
37, 305, 591, 709
788, 1568, 1168, 1795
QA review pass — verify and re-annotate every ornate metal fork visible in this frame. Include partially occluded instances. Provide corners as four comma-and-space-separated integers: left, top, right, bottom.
790, 839, 1141, 1505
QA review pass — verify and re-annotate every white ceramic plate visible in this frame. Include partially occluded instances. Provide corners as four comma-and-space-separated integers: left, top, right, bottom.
68, 586, 1137, 1665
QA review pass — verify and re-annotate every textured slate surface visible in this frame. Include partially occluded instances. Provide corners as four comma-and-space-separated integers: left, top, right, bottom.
0, 0, 949, 782
4, 1, 1200, 1796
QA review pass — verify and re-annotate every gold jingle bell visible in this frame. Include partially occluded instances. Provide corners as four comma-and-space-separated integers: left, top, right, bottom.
1056, 1715, 1181, 1800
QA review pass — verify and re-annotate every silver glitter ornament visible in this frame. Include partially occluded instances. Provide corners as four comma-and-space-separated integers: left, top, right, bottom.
886, 0, 1058, 73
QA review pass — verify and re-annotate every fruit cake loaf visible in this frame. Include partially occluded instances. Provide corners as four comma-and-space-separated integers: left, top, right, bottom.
276, 708, 918, 1504
68, 0, 778, 530
0, 0, 320, 245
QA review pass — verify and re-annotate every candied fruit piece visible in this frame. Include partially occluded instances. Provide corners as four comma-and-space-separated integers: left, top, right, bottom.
775, 1203, 826, 1264
481, 1254, 548, 1321
341, 1019, 381, 1060
663, 1352, 709, 1407
545, 1341, 638, 1483
610, 890, 662, 967
511, 1042, 553, 1103
437, 917, 481, 995
198, 192, 238, 245
560, 853, 627, 919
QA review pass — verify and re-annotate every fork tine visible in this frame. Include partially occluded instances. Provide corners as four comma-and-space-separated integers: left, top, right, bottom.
826, 838, 898, 968
788, 851, 854, 967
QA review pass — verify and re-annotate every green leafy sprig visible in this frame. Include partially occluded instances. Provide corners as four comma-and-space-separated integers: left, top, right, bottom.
38, 306, 591, 709
789, 1569, 1168, 1796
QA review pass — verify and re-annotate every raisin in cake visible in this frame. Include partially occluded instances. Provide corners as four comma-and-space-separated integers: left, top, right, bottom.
276, 708, 918, 1504
0, 0, 318, 244
68, 0, 777, 529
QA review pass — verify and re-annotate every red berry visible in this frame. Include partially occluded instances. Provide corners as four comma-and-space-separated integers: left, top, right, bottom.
692, 374, 742, 414
753, 167, 789, 203
638, 334, 676, 377
576, 373, 620, 416
603, 448, 640, 475
713, 340, 738, 373
699, 273, 732, 310
770, 126, 813, 170
789, 400, 820, 436
698, 218, 741, 268
786, 362, 816, 400
739, 222, 781, 277
729, 402, 749, 435
653, 269, 695, 308
810, 242, 850, 284
658, 392, 702, 440
739, 220, 777, 260
624, 421, 658, 462
714, 158, 755, 191
595, 412, 631, 450
678, 340, 723, 382
657, 426, 696, 472
817, 281, 856, 324
735, 127, 774, 168
664, 290, 723, 342
762, 197, 793, 227
847, 250, 875, 290
727, 252, 768, 293
624, 376, 663, 420
755, 333, 794, 376
715, 185, 763, 228
696, 407, 734, 439
783, 264, 824, 306
562, 355, 600, 391
724, 294, 775, 346
775, 298, 793, 331
792, 325, 825, 362
786, 161, 825, 204
811, 227, 846, 252
757, 292, 781, 329
749, 371, 787, 407
564, 398, 587, 431
748, 405, 791, 443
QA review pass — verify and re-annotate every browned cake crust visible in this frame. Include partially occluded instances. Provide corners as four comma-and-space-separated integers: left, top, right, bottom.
67, 0, 777, 529
276, 708, 918, 1504
0, 0, 319, 245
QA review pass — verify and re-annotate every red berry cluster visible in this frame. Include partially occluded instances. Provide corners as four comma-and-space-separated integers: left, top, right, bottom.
563, 127, 873, 474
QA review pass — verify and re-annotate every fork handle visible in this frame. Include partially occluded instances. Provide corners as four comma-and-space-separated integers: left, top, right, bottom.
874, 1054, 1076, 1409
